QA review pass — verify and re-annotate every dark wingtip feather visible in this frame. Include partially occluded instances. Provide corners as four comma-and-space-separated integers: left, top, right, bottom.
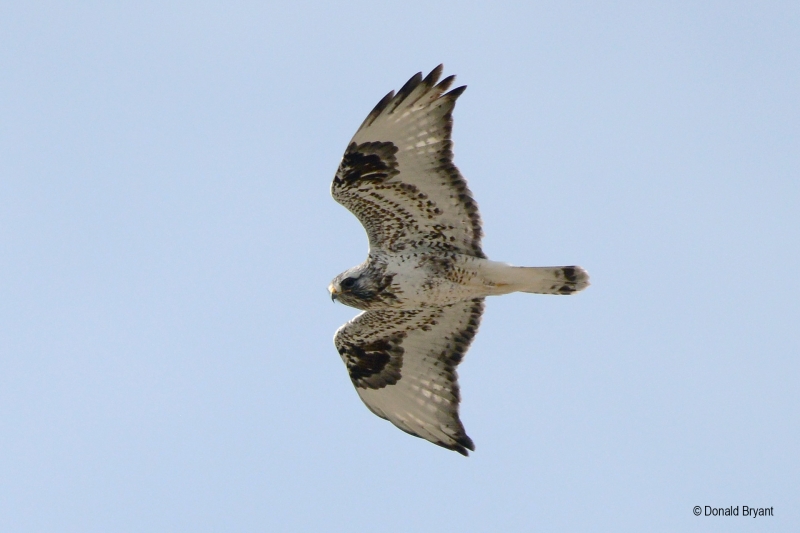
445, 84, 467, 100
422, 64, 444, 87
360, 90, 395, 129
436, 74, 456, 93
451, 435, 475, 457
358, 66, 463, 131
391, 71, 424, 109
435, 433, 475, 456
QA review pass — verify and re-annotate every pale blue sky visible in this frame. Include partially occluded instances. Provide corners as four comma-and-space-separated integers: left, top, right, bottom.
2, 2, 798, 532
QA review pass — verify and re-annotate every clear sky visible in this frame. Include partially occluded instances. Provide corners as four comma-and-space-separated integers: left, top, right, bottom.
2, 2, 798, 532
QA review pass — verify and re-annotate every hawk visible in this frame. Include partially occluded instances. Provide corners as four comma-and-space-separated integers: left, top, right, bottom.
329, 66, 589, 455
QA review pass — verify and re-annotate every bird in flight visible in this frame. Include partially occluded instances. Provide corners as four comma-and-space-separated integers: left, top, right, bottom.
329, 65, 589, 455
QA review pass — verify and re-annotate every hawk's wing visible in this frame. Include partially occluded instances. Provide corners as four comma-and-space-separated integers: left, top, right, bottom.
331, 65, 485, 258
334, 298, 484, 455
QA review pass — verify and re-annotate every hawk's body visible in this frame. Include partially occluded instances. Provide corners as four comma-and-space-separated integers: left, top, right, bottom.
335, 252, 585, 311
329, 66, 589, 455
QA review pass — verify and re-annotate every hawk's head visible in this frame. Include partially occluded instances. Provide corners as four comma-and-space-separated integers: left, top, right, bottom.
329, 262, 396, 310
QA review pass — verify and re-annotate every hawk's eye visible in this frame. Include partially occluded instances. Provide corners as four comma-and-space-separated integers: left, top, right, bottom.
341, 277, 356, 290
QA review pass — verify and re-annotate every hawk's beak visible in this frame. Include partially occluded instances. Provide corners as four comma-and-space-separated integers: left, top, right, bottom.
329, 284, 339, 303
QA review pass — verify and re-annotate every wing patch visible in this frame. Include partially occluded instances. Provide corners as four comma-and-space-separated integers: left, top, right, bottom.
334, 141, 399, 186
338, 335, 405, 389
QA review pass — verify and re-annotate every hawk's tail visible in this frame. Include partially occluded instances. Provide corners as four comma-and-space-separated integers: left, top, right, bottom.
492, 265, 590, 295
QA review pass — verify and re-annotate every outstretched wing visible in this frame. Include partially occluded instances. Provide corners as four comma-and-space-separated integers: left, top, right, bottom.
332, 65, 485, 258
334, 298, 484, 455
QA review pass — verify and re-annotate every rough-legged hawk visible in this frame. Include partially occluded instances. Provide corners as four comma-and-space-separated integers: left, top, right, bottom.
329, 65, 589, 456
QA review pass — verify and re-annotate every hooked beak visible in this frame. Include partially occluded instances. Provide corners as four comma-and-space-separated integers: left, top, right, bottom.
328, 284, 339, 303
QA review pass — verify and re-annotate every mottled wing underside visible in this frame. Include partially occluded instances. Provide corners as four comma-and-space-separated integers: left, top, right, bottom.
332, 65, 485, 258
334, 298, 484, 455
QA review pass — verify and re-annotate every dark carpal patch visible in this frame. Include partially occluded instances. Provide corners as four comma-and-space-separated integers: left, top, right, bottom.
338, 334, 405, 389
334, 142, 399, 185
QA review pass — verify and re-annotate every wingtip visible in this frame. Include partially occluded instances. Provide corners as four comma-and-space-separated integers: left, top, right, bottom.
354, 65, 465, 133
439, 434, 475, 456
394, 71, 424, 104
446, 84, 467, 100
424, 64, 444, 86
453, 440, 475, 457
360, 90, 395, 129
